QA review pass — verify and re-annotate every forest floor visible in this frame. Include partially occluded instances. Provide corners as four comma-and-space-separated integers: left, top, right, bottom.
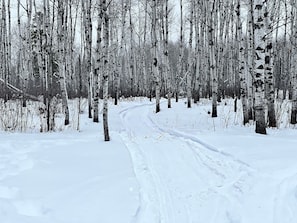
0, 97, 297, 223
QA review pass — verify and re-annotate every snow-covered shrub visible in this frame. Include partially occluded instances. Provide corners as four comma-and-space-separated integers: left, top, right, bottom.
0, 99, 37, 132
0, 98, 88, 133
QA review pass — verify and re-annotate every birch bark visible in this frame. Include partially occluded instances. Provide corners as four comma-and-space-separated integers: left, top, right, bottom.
291, 1, 297, 124
57, 0, 70, 125
164, 0, 171, 108
209, 0, 218, 118
237, 0, 249, 125
253, 0, 267, 134
186, 0, 194, 108
176, 0, 183, 102
152, 0, 160, 113
264, 2, 276, 127
102, 0, 110, 141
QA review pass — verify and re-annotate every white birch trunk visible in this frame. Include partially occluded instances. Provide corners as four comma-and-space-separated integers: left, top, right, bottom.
253, 0, 266, 134
176, 0, 183, 102
152, 0, 160, 113
93, 0, 102, 122
291, 2, 297, 124
237, 0, 249, 125
81, 0, 93, 119
209, 1, 218, 117
7, 0, 11, 100
17, 0, 25, 105
264, 2, 276, 127
186, 0, 194, 108
1, 0, 8, 102
247, 3, 254, 120
102, 0, 110, 141
120, 0, 129, 97
164, 0, 171, 108
57, 0, 70, 125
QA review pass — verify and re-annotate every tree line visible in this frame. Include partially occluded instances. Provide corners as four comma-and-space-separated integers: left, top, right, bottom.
0, 0, 296, 140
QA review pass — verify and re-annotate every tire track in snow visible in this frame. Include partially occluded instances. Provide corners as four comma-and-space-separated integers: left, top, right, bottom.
120, 131, 161, 223
148, 112, 297, 222
119, 102, 163, 222
119, 102, 255, 222
146, 111, 255, 194
120, 103, 191, 223
145, 103, 297, 223
147, 113, 253, 170
273, 173, 297, 223
142, 104, 259, 222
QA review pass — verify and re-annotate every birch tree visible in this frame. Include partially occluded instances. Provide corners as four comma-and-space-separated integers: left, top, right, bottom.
193, 0, 203, 103
102, 0, 110, 141
253, 0, 266, 134
186, 0, 194, 108
151, 0, 160, 113
209, 0, 218, 117
81, 0, 93, 119
23, 0, 33, 107
142, 0, 149, 100
164, 0, 171, 108
264, 1, 276, 127
8, 0, 11, 80
114, 0, 128, 105
176, 0, 183, 102
7, 0, 11, 101
92, 0, 102, 123
57, 0, 70, 125
291, 0, 297, 124
1, 0, 9, 102
247, 1, 254, 121
17, 0, 25, 105
237, 0, 249, 125
128, 0, 136, 96
44, 0, 55, 131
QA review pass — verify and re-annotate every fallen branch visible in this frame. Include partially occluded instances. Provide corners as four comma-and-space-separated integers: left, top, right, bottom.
0, 78, 42, 102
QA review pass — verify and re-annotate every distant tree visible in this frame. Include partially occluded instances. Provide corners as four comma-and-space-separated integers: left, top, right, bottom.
176, 0, 184, 103
81, 0, 93, 119
1, 0, 9, 102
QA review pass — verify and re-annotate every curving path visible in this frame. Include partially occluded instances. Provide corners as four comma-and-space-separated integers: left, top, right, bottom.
119, 103, 256, 223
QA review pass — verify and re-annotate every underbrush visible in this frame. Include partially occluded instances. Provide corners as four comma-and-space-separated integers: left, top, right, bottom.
0, 98, 87, 133
153, 97, 296, 134
0, 96, 295, 133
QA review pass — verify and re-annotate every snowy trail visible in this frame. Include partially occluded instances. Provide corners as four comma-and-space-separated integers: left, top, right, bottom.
119, 103, 255, 223
273, 173, 297, 223
146, 101, 297, 223
1, 98, 296, 223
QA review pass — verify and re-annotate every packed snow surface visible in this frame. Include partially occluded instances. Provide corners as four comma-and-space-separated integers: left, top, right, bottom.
0, 98, 296, 223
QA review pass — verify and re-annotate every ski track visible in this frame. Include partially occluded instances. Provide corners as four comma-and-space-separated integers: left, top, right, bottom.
119, 101, 297, 223
0, 100, 296, 222
119, 102, 255, 223
120, 108, 185, 223
273, 173, 297, 223
147, 103, 297, 223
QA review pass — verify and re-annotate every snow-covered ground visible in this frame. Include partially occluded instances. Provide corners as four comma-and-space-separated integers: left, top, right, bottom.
0, 98, 297, 223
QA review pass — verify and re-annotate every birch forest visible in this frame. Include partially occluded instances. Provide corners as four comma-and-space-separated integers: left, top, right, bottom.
0, 0, 296, 139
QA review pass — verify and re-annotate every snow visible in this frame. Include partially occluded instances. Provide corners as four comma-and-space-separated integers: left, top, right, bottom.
0, 97, 297, 223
